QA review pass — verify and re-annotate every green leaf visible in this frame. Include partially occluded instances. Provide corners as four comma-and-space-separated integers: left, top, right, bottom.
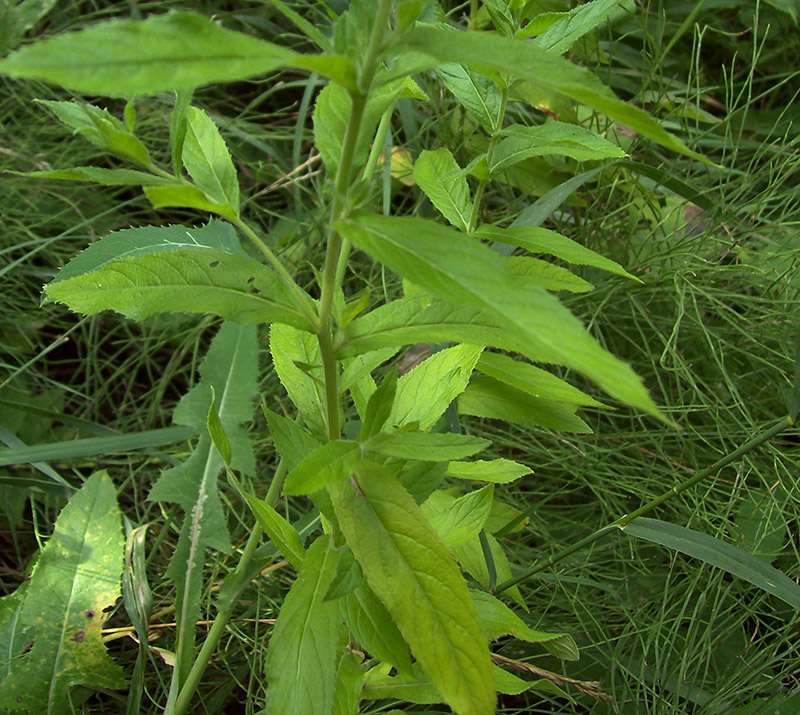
284, 440, 362, 495
170, 89, 193, 175
491, 121, 626, 174
790, 331, 800, 421
245, 494, 306, 569
533, 0, 627, 54
148, 322, 258, 681
0, 472, 125, 713
0, 582, 30, 683
0, 11, 355, 97
470, 590, 579, 660
413, 148, 473, 232
333, 649, 365, 715
263, 535, 343, 715
360, 367, 398, 440
622, 517, 800, 610
181, 106, 239, 213
435, 63, 503, 134
270, 323, 328, 437
477, 352, 605, 407
475, 224, 637, 280
343, 582, 413, 673
0, 0, 58, 54
207, 388, 231, 467
365, 431, 490, 460
37, 99, 152, 168
338, 214, 659, 417
732, 488, 788, 565
329, 463, 496, 715
506, 255, 594, 293
399, 460, 448, 503
398, 25, 707, 162
446, 458, 531, 484
459, 375, 592, 432
144, 183, 238, 221
45, 248, 314, 330
263, 407, 321, 471
421, 486, 494, 548
13, 167, 174, 186
324, 548, 364, 601
452, 531, 526, 607
391, 344, 483, 429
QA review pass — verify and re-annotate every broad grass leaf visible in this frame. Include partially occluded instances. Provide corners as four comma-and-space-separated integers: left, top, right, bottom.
491, 122, 626, 173
343, 582, 413, 673
263, 535, 343, 715
622, 517, 800, 610
148, 322, 258, 680
475, 224, 637, 280
391, 344, 483, 429
398, 25, 706, 162
413, 148, 473, 231
329, 463, 496, 715
477, 352, 605, 407
181, 106, 239, 212
506, 255, 594, 293
446, 458, 531, 484
270, 323, 328, 437
45, 248, 314, 331
0, 11, 354, 96
0, 472, 125, 713
284, 440, 362, 495
337, 214, 660, 418
365, 431, 490, 460
245, 495, 306, 569
459, 375, 592, 432
14, 167, 175, 186
421, 486, 495, 548
435, 63, 501, 134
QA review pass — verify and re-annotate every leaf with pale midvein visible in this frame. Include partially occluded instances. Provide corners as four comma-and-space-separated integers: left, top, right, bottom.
329, 463, 495, 715
181, 106, 239, 212
506, 256, 593, 293
283, 440, 362, 495
396, 25, 706, 162
435, 63, 502, 134
421, 486, 494, 548
245, 495, 305, 569
144, 183, 238, 221
365, 431, 490, 460
446, 458, 531, 484
533, 0, 624, 55
148, 322, 258, 683
263, 535, 343, 715
413, 149, 473, 232
44, 248, 314, 330
337, 213, 660, 417
0, 472, 125, 713
0, 11, 355, 96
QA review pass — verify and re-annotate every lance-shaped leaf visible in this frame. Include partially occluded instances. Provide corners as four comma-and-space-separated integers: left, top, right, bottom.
533, 0, 625, 55
446, 458, 531, 484
144, 183, 238, 221
148, 322, 258, 682
284, 440, 362, 495
245, 495, 306, 570
263, 535, 343, 715
0, 471, 125, 713
13, 167, 175, 186
329, 462, 495, 715
506, 256, 594, 294
337, 213, 660, 418
364, 430, 490, 460
435, 63, 502, 134
0, 10, 355, 96
421, 486, 495, 548
397, 25, 706, 162
413, 148, 473, 232
181, 106, 239, 213
45, 248, 314, 331
263, 407, 321, 471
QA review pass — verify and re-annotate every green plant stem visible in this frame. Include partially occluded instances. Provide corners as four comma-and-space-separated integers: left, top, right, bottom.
317, 0, 394, 441
171, 461, 288, 715
232, 216, 319, 329
494, 415, 794, 594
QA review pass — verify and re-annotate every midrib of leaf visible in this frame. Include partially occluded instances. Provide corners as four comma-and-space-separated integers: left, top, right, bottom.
462, 71, 494, 127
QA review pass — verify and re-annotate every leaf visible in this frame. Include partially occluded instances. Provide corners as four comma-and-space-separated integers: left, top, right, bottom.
391, 344, 483, 429
338, 213, 659, 417
144, 183, 238, 221
0, 0, 59, 54
398, 460, 448, 504
470, 590, 579, 660
45, 248, 314, 331
263, 407, 321, 471
491, 121, 627, 174
244, 495, 306, 570
446, 458, 531, 484
732, 488, 788, 565
324, 548, 364, 601
270, 323, 328, 437
533, 0, 627, 55
13, 167, 174, 186
421, 486, 495, 548
284, 440, 362, 495
365, 430, 490, 460
477, 352, 605, 407
343, 582, 413, 673
148, 322, 258, 681
475, 224, 637, 280
181, 106, 239, 212
0, 10, 355, 97
506, 256, 594, 293
359, 366, 398, 440
622, 517, 800, 610
398, 25, 707, 162
459, 375, 592, 432
333, 649, 365, 715
452, 532, 526, 608
435, 62, 502, 134
263, 535, 343, 715
0, 472, 125, 713
0, 582, 30, 683
413, 148, 473, 231
329, 463, 496, 715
